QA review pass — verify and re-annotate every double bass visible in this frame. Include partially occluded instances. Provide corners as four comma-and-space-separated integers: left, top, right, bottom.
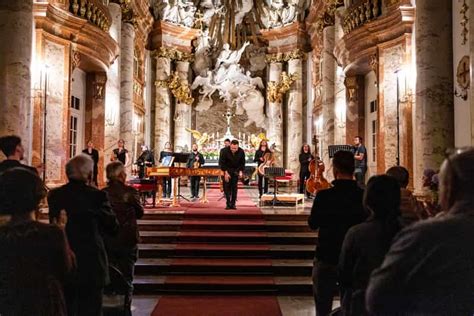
306, 136, 331, 195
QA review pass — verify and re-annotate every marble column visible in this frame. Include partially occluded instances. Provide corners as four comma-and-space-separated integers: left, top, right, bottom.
0, 0, 33, 160
334, 7, 347, 145
154, 56, 172, 153
414, 0, 454, 193
470, 1, 474, 145
173, 60, 192, 152
120, 21, 135, 169
105, 2, 121, 176
287, 57, 304, 178
267, 61, 284, 166
321, 26, 336, 177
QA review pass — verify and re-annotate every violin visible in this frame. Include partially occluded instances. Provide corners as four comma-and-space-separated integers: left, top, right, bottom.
306, 136, 331, 195
257, 152, 274, 176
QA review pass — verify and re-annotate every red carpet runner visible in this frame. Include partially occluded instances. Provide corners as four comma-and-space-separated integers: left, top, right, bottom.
151, 189, 283, 316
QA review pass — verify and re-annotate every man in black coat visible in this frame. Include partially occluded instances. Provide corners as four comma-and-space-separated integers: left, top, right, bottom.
82, 140, 99, 186
102, 161, 144, 316
219, 139, 245, 210
308, 150, 367, 316
48, 154, 119, 316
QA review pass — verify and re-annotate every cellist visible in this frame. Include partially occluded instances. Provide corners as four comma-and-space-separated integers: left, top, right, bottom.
254, 140, 272, 198
299, 144, 314, 199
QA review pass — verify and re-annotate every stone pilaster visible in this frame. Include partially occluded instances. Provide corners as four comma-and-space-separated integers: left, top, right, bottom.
104, 2, 121, 176
321, 26, 336, 176
267, 61, 284, 166
334, 7, 347, 145
287, 57, 304, 178
173, 60, 192, 152
119, 21, 135, 169
86, 72, 107, 187
154, 55, 172, 153
0, 0, 33, 160
414, 0, 454, 192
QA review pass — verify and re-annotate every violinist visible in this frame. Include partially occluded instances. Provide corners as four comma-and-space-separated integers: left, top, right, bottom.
299, 144, 314, 199
254, 140, 272, 198
186, 144, 205, 199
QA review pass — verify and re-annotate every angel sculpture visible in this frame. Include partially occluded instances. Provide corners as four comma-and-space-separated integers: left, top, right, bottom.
185, 128, 210, 146
191, 70, 218, 100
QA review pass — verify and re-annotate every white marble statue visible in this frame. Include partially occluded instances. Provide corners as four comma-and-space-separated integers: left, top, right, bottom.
191, 41, 267, 128
260, 0, 307, 29
193, 30, 213, 76
153, 0, 197, 27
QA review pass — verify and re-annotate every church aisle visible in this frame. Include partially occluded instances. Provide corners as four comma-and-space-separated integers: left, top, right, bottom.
133, 188, 317, 315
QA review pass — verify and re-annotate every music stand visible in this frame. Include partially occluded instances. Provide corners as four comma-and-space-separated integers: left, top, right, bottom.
264, 167, 286, 207
173, 152, 191, 201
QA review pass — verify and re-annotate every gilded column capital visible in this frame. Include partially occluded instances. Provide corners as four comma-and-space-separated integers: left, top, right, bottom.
155, 80, 169, 88
266, 53, 286, 64
266, 49, 306, 63
267, 72, 298, 103
286, 48, 306, 61
152, 47, 194, 62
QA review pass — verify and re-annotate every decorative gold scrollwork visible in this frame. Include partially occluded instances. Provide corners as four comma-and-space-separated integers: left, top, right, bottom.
267, 71, 298, 103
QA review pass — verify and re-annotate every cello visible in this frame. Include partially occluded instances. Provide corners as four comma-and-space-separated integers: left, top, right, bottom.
306, 136, 331, 195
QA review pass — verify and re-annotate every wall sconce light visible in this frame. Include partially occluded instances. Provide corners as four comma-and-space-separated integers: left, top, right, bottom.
335, 102, 346, 129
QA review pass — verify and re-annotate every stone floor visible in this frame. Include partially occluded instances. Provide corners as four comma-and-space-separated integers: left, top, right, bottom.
131, 185, 326, 315
131, 295, 340, 315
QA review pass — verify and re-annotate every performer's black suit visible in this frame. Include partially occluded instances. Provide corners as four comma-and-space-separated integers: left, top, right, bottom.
219, 147, 246, 209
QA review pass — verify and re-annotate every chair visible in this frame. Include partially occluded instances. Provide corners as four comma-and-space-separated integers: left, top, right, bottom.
103, 265, 130, 316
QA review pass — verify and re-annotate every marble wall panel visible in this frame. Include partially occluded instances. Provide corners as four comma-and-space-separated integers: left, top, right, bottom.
267, 62, 283, 165
43, 39, 68, 183
173, 61, 192, 152
0, 0, 33, 161
380, 44, 404, 169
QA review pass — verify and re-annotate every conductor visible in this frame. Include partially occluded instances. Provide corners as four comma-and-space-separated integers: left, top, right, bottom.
219, 140, 245, 210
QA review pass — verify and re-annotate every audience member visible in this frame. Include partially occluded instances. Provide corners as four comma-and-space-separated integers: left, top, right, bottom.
386, 166, 423, 226
0, 135, 38, 175
338, 175, 402, 316
366, 148, 474, 315
308, 150, 367, 316
48, 154, 118, 316
102, 161, 144, 315
0, 168, 71, 315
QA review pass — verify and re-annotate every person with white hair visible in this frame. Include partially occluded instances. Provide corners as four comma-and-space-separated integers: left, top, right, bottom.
48, 154, 119, 316
366, 148, 474, 315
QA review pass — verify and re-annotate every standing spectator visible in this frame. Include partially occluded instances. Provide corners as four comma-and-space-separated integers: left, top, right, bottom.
308, 150, 367, 316
82, 140, 99, 186
367, 148, 474, 315
386, 166, 423, 226
299, 144, 314, 199
353, 136, 367, 188
102, 162, 144, 315
0, 135, 38, 175
338, 175, 402, 316
112, 139, 130, 168
48, 154, 118, 316
186, 144, 205, 199
0, 168, 71, 315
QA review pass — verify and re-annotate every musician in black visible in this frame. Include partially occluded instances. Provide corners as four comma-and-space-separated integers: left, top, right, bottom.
219, 140, 246, 210
218, 139, 231, 196
136, 145, 155, 179
299, 144, 314, 198
112, 139, 130, 167
254, 140, 272, 198
353, 136, 367, 187
159, 142, 173, 198
186, 144, 205, 199
82, 140, 99, 186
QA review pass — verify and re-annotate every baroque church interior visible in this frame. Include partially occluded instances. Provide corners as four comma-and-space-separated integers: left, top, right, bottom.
0, 0, 473, 315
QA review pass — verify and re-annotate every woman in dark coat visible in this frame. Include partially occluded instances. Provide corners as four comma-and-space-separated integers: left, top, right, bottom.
338, 175, 402, 316
0, 168, 72, 316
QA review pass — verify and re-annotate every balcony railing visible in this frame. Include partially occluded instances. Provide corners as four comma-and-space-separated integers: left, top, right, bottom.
69, 0, 111, 32
343, 0, 382, 34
